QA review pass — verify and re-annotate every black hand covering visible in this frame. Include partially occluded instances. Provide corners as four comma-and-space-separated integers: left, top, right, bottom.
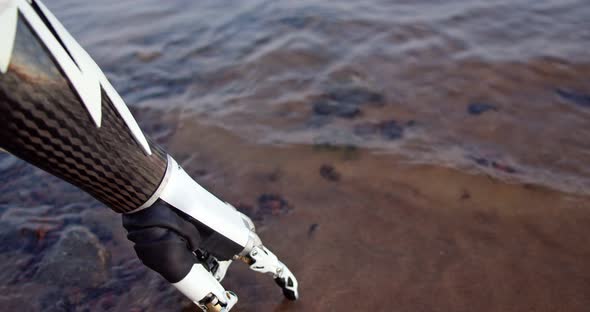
123, 200, 203, 283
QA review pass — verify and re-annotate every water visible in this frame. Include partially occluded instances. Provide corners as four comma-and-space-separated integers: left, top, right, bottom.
46, 0, 590, 195
1, 0, 590, 311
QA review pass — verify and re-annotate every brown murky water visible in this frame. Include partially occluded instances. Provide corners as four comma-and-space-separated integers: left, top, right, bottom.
1, 0, 590, 311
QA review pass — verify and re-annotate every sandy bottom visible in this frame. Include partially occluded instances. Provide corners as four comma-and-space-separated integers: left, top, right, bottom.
161, 114, 590, 312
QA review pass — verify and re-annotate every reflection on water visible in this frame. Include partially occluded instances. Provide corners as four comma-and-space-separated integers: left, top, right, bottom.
1, 0, 589, 311
47, 0, 590, 195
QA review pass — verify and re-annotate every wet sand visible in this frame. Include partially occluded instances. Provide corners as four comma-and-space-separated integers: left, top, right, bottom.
166, 115, 590, 311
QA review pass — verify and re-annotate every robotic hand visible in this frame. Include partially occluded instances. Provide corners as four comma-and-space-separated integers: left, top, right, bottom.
0, 1, 298, 310
121, 158, 299, 311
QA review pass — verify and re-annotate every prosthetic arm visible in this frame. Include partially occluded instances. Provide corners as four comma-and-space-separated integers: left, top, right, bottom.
0, 0, 298, 310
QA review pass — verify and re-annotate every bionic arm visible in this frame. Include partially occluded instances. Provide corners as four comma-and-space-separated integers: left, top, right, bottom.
0, 0, 298, 310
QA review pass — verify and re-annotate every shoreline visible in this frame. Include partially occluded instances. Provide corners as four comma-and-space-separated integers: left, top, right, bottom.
168, 114, 590, 311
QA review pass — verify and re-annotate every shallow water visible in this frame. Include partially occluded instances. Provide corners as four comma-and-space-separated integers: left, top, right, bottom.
1, 0, 590, 311
46, 0, 590, 195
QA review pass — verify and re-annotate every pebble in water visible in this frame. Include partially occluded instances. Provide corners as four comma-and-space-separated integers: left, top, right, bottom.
354, 119, 405, 140
236, 194, 293, 221
312, 100, 361, 118
379, 120, 404, 140
312, 87, 385, 119
460, 189, 471, 200
258, 194, 292, 217
555, 88, 590, 108
319, 164, 341, 182
468, 155, 518, 174
308, 223, 319, 238
467, 103, 498, 115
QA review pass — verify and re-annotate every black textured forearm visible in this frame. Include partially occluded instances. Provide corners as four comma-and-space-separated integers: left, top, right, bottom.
0, 16, 167, 213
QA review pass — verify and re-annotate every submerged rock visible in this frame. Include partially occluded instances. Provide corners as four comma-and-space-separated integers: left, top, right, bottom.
319, 164, 341, 182
258, 194, 292, 217
312, 100, 360, 118
236, 194, 293, 221
308, 223, 319, 238
312, 87, 385, 118
555, 88, 590, 108
467, 103, 498, 115
460, 190, 471, 200
37, 226, 110, 289
467, 155, 518, 174
379, 120, 404, 140
354, 119, 405, 140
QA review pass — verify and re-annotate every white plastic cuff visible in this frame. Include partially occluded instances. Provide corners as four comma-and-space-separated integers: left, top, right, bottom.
172, 264, 227, 304
159, 157, 250, 248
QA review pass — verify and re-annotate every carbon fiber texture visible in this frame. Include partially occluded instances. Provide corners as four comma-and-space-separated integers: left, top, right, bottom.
0, 17, 167, 213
